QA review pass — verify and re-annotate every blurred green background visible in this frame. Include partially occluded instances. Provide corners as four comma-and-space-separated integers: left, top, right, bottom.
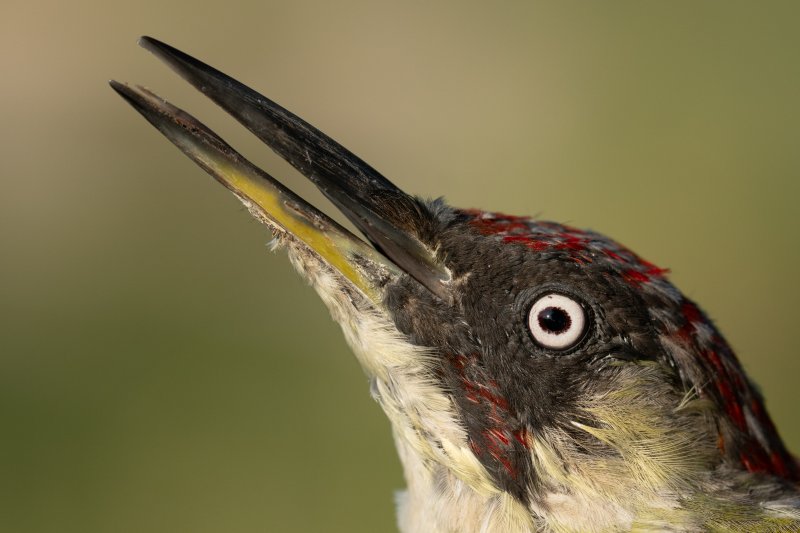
2, 1, 799, 531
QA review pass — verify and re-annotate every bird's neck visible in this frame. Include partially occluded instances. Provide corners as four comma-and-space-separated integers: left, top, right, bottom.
393, 431, 687, 533
392, 436, 535, 533
392, 433, 650, 533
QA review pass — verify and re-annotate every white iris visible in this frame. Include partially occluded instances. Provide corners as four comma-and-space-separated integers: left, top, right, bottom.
527, 293, 586, 350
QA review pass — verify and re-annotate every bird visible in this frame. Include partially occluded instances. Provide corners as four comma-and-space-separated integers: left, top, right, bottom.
112, 37, 799, 532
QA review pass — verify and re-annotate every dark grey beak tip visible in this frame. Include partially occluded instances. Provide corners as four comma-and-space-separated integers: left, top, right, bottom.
139, 36, 167, 56
109, 80, 156, 122
109, 79, 125, 93
109, 80, 141, 111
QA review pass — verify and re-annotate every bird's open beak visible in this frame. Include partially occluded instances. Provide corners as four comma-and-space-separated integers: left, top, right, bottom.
111, 37, 451, 305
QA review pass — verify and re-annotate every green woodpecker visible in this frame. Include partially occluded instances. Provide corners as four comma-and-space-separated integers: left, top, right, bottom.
112, 37, 799, 532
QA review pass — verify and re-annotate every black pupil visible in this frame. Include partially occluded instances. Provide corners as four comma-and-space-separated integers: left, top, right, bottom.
538, 307, 571, 334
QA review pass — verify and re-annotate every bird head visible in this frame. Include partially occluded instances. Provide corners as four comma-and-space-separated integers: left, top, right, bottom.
113, 38, 798, 531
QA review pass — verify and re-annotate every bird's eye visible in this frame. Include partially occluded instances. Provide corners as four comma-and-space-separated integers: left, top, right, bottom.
527, 293, 587, 350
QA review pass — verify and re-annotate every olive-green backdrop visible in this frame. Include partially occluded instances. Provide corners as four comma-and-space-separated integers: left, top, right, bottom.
2, 1, 798, 531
